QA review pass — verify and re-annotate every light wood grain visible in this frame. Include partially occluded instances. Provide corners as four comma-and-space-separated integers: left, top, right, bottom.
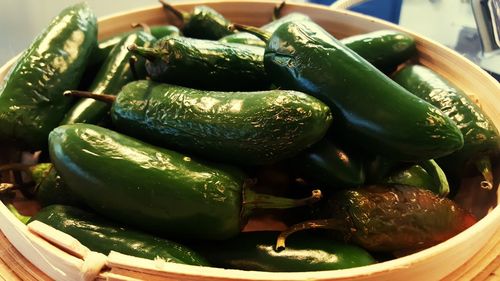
0, 231, 51, 281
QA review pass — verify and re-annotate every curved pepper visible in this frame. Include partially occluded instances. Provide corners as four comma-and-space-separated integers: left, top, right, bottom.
190, 231, 375, 271
65, 80, 332, 165
31, 205, 210, 265
393, 64, 500, 189
0, 3, 97, 150
236, 20, 463, 161
48, 124, 323, 240
277, 184, 476, 252
128, 37, 270, 91
340, 30, 416, 73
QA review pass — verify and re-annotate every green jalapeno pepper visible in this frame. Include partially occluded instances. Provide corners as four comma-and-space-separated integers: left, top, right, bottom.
190, 231, 375, 271
237, 20, 463, 161
128, 37, 269, 91
30, 205, 210, 265
160, 1, 234, 40
65, 80, 332, 165
227, 23, 415, 75
0, 3, 97, 150
277, 184, 476, 252
393, 64, 500, 189
340, 30, 416, 73
48, 124, 323, 240
61, 31, 156, 125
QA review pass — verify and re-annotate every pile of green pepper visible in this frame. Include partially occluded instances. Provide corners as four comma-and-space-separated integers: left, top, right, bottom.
0, 0, 498, 274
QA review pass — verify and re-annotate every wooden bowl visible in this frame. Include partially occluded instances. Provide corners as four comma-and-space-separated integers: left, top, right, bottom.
0, 1, 498, 280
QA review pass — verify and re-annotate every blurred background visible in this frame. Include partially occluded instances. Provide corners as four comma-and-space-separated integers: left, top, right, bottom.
0, 0, 498, 79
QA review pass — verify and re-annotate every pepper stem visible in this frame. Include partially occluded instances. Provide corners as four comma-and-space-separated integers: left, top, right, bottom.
6, 204, 31, 225
131, 22, 151, 35
229, 24, 271, 42
241, 180, 322, 218
158, 0, 185, 23
275, 218, 342, 251
63, 91, 116, 104
475, 156, 494, 190
243, 185, 322, 210
418, 159, 450, 197
273, 1, 287, 20
128, 44, 166, 61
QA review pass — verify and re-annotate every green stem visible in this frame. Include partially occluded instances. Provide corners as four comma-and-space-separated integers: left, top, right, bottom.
273, 1, 287, 20
127, 44, 165, 61
158, 0, 186, 23
63, 90, 116, 104
241, 180, 322, 218
6, 204, 31, 225
230, 24, 271, 42
275, 218, 342, 251
475, 156, 494, 190
418, 159, 450, 197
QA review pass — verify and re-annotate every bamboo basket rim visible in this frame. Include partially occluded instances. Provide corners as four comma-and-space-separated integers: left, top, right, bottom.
0, 1, 498, 280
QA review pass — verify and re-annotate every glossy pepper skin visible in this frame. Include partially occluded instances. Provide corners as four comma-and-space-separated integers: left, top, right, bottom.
288, 185, 476, 252
31, 205, 210, 266
393, 65, 500, 187
291, 139, 365, 189
191, 231, 375, 272
341, 30, 416, 74
61, 31, 156, 125
0, 3, 97, 150
224, 21, 416, 75
49, 124, 244, 240
49, 124, 321, 240
262, 20, 463, 161
129, 37, 269, 91
111, 81, 332, 165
